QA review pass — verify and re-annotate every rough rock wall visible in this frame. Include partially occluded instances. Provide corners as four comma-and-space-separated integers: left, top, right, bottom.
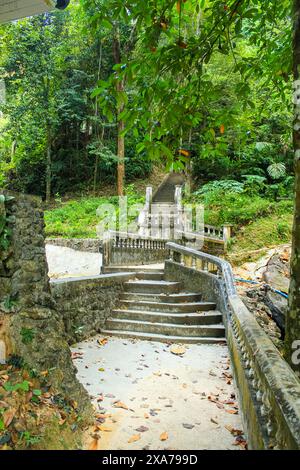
51, 273, 134, 344
0, 190, 92, 418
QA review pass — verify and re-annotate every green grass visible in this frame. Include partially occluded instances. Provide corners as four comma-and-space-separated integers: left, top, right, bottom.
45, 187, 294, 266
230, 213, 293, 251
45, 190, 145, 239
186, 190, 294, 262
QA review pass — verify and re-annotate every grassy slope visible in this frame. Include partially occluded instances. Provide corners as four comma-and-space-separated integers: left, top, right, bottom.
45, 173, 294, 263
45, 170, 165, 239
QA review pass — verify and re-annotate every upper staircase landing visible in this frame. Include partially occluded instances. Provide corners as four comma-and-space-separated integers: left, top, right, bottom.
152, 173, 185, 203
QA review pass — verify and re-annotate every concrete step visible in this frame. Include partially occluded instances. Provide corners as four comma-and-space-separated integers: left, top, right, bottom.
119, 300, 216, 313
119, 292, 203, 303
124, 280, 182, 294
135, 272, 164, 281
105, 318, 225, 338
112, 309, 223, 325
103, 266, 163, 274
101, 330, 226, 345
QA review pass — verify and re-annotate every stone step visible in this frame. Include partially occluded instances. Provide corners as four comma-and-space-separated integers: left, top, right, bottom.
111, 309, 223, 325
119, 300, 216, 313
135, 272, 165, 281
105, 318, 225, 338
101, 330, 225, 345
119, 292, 203, 303
124, 280, 182, 294
103, 266, 164, 274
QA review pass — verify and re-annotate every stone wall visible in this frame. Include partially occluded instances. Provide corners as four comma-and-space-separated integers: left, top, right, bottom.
51, 273, 134, 344
0, 190, 92, 418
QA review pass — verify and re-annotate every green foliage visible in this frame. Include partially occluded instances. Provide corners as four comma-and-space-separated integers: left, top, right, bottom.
45, 189, 144, 238
190, 179, 293, 228
0, 194, 13, 251
20, 328, 36, 345
0, 1, 295, 201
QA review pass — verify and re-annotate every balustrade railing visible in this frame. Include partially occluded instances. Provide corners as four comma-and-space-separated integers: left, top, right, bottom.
166, 242, 300, 450
166, 241, 236, 296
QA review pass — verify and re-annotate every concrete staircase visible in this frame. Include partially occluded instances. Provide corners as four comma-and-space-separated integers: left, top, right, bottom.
152, 172, 184, 203
102, 270, 226, 344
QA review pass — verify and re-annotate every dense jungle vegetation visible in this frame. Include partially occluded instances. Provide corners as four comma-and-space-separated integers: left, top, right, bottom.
0, 1, 294, 201
0, 0, 295, 255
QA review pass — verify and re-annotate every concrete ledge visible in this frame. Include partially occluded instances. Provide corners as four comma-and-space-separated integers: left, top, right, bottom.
50, 272, 135, 285
46, 238, 101, 253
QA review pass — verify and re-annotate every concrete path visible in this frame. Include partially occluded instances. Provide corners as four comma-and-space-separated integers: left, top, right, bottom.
72, 335, 244, 450
46, 244, 102, 278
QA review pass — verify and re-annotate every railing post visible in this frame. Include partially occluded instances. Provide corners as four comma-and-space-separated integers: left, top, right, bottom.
223, 223, 233, 251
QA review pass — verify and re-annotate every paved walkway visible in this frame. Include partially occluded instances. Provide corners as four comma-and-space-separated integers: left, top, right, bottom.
46, 245, 102, 278
72, 336, 244, 450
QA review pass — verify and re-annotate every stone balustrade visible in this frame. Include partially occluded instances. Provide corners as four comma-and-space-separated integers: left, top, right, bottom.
165, 242, 300, 450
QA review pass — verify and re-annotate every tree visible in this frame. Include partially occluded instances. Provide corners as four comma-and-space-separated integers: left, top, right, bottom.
0, 14, 67, 202
285, 0, 300, 376
81, 0, 137, 196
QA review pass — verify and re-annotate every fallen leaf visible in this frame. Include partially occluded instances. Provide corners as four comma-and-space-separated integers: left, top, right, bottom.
170, 345, 186, 356
225, 409, 239, 415
144, 413, 150, 419
225, 425, 244, 436
160, 432, 168, 441
128, 434, 141, 443
89, 439, 99, 451
211, 418, 219, 425
233, 436, 248, 449
3, 408, 16, 427
71, 352, 83, 360
113, 401, 128, 410
182, 423, 194, 429
97, 425, 112, 432
97, 338, 108, 347
136, 426, 149, 433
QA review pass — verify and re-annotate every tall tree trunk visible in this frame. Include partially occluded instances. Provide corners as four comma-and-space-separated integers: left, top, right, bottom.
46, 124, 51, 204
113, 26, 125, 197
285, 0, 300, 375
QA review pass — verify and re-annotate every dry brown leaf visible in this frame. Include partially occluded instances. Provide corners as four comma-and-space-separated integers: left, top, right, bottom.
71, 352, 83, 360
0, 401, 9, 409
3, 408, 16, 427
113, 401, 128, 410
98, 425, 112, 432
160, 432, 168, 441
97, 338, 108, 347
225, 425, 244, 436
128, 434, 141, 443
170, 345, 186, 356
226, 409, 239, 415
89, 438, 99, 451
233, 437, 248, 449
144, 413, 150, 419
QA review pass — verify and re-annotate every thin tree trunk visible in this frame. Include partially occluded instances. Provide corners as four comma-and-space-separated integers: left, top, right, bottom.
46, 126, 51, 204
93, 41, 103, 195
285, 0, 300, 375
117, 79, 125, 197
113, 25, 125, 197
